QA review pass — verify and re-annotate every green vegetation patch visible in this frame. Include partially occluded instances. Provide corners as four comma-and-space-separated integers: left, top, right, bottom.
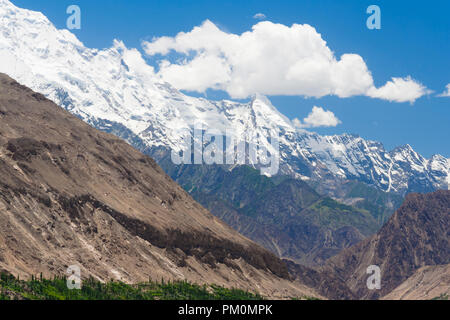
432, 293, 449, 300
0, 273, 263, 301
305, 198, 378, 236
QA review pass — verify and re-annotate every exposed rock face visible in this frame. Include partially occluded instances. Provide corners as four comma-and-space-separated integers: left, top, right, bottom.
325, 190, 450, 299
283, 259, 357, 300
0, 73, 325, 299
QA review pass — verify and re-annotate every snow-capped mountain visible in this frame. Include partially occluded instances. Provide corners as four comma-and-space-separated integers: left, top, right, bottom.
0, 0, 448, 194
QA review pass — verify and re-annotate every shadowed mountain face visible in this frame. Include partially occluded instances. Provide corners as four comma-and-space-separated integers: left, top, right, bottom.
0, 73, 339, 299
325, 190, 450, 299
152, 154, 385, 266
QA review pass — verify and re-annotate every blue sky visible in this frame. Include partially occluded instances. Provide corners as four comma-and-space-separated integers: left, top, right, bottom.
13, 0, 450, 157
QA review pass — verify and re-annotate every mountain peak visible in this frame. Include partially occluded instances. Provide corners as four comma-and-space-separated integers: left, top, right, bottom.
399, 144, 413, 150
0, 0, 12, 7
248, 93, 294, 131
251, 93, 272, 105
391, 144, 419, 155
0, 0, 48, 23
249, 93, 278, 115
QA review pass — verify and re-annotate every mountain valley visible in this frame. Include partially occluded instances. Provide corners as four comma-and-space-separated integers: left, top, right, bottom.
0, 0, 448, 302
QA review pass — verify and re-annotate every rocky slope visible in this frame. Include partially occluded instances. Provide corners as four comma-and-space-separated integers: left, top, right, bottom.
0, 0, 448, 195
0, 72, 330, 299
325, 190, 450, 299
382, 264, 450, 300
157, 158, 381, 266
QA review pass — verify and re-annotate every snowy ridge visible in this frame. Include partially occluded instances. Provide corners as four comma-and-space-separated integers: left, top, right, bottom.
0, 0, 448, 194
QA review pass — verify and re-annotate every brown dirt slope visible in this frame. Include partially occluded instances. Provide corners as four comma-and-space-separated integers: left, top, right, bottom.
382, 264, 450, 300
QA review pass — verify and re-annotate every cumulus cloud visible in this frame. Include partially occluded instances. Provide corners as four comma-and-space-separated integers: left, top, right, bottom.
143, 20, 428, 103
367, 76, 431, 103
437, 84, 450, 97
293, 106, 341, 128
253, 13, 266, 20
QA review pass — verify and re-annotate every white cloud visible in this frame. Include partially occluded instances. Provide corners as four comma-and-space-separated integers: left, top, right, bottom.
143, 20, 428, 103
293, 106, 341, 128
367, 76, 431, 103
253, 13, 266, 20
437, 83, 450, 97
